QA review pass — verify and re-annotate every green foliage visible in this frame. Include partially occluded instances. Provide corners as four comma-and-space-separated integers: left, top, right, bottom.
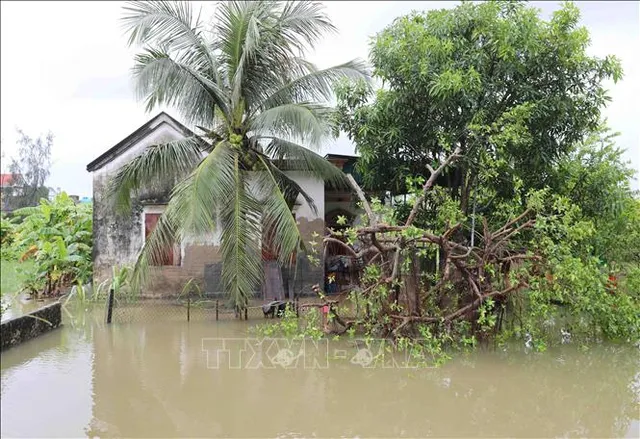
335, 1, 622, 209
179, 277, 203, 300
477, 298, 497, 332
330, 1, 637, 354
333, 180, 638, 354
252, 305, 324, 340
94, 266, 133, 303
10, 193, 92, 297
0, 260, 34, 316
65, 282, 90, 306
0, 216, 17, 260
551, 127, 640, 264
504, 128, 640, 345
520, 188, 640, 344
0, 216, 14, 244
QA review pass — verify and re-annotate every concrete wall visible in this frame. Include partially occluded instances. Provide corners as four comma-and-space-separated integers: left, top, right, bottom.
1, 302, 62, 350
91, 116, 326, 298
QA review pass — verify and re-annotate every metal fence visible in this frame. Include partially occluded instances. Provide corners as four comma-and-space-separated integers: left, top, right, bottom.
104, 290, 310, 324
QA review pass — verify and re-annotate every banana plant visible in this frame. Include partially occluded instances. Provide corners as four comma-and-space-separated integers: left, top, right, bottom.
12, 193, 92, 297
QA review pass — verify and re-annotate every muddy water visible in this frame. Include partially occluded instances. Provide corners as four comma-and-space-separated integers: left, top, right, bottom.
1, 307, 638, 438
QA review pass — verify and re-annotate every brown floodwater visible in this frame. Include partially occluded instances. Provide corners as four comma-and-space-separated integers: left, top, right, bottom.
1, 305, 639, 438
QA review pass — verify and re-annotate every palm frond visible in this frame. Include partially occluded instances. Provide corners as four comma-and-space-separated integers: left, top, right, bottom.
255, 156, 307, 264
214, 1, 268, 94
262, 136, 349, 190
249, 102, 334, 149
130, 200, 180, 293
108, 137, 204, 213
254, 59, 371, 112
277, 1, 337, 51
169, 141, 236, 237
130, 142, 237, 291
219, 152, 263, 309
214, 1, 348, 117
229, 4, 267, 108
260, 157, 318, 216
132, 47, 230, 124
122, 0, 223, 85
123, 1, 203, 54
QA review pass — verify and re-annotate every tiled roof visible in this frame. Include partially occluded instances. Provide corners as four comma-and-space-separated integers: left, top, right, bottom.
0, 174, 17, 186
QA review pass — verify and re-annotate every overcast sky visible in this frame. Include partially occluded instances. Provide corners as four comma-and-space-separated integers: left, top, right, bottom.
1, 1, 638, 198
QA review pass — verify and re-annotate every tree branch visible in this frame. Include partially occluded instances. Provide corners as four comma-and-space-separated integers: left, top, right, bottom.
347, 174, 376, 227
405, 146, 462, 227
323, 237, 358, 258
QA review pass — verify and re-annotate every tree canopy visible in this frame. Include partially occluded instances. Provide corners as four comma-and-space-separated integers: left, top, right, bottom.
335, 1, 622, 213
322, 1, 639, 352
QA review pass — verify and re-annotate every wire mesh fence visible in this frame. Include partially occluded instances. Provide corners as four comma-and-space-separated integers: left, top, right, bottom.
105, 292, 312, 324
103, 289, 358, 325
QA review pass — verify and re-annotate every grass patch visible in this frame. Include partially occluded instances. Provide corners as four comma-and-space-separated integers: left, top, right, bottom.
0, 259, 32, 295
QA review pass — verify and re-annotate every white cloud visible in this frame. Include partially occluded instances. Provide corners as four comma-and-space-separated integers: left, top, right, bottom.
1, 0, 638, 197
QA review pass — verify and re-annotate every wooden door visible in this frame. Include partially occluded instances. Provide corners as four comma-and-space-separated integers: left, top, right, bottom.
144, 213, 174, 266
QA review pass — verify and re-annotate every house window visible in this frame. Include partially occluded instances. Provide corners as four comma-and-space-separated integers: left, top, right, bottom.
143, 209, 181, 266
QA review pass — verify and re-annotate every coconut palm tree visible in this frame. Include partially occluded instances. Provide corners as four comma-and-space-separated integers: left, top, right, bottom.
111, 1, 369, 310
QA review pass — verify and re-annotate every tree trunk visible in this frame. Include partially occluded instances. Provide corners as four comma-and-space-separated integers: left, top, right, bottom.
405, 252, 420, 317
281, 265, 294, 301
460, 169, 475, 216
262, 260, 284, 301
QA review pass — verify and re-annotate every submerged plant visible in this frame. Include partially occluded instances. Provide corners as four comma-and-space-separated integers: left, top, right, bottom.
252, 305, 323, 340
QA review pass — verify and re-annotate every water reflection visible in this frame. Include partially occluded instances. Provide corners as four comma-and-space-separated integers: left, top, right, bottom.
1, 317, 94, 438
1, 306, 638, 438
0, 293, 58, 322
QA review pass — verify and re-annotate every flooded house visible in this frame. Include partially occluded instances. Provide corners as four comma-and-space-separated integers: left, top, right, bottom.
86, 112, 360, 298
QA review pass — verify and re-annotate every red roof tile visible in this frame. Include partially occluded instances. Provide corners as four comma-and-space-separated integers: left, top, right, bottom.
0, 174, 17, 186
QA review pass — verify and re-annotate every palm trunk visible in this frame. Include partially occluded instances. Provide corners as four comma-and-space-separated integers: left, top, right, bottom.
262, 260, 284, 301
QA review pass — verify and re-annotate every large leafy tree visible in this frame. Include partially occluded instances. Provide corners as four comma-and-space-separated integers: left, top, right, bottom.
335, 1, 622, 213
111, 1, 369, 309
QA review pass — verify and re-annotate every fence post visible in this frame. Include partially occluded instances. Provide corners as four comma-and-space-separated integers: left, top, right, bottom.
244, 307, 248, 320
295, 297, 299, 317
106, 288, 114, 324
215, 300, 219, 321
187, 297, 191, 322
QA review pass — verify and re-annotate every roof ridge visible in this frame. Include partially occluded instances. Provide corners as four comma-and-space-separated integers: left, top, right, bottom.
86, 112, 197, 172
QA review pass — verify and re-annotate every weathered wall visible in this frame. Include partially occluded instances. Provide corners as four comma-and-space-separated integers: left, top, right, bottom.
92, 171, 144, 286
92, 117, 220, 297
287, 173, 325, 297
1, 302, 62, 350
